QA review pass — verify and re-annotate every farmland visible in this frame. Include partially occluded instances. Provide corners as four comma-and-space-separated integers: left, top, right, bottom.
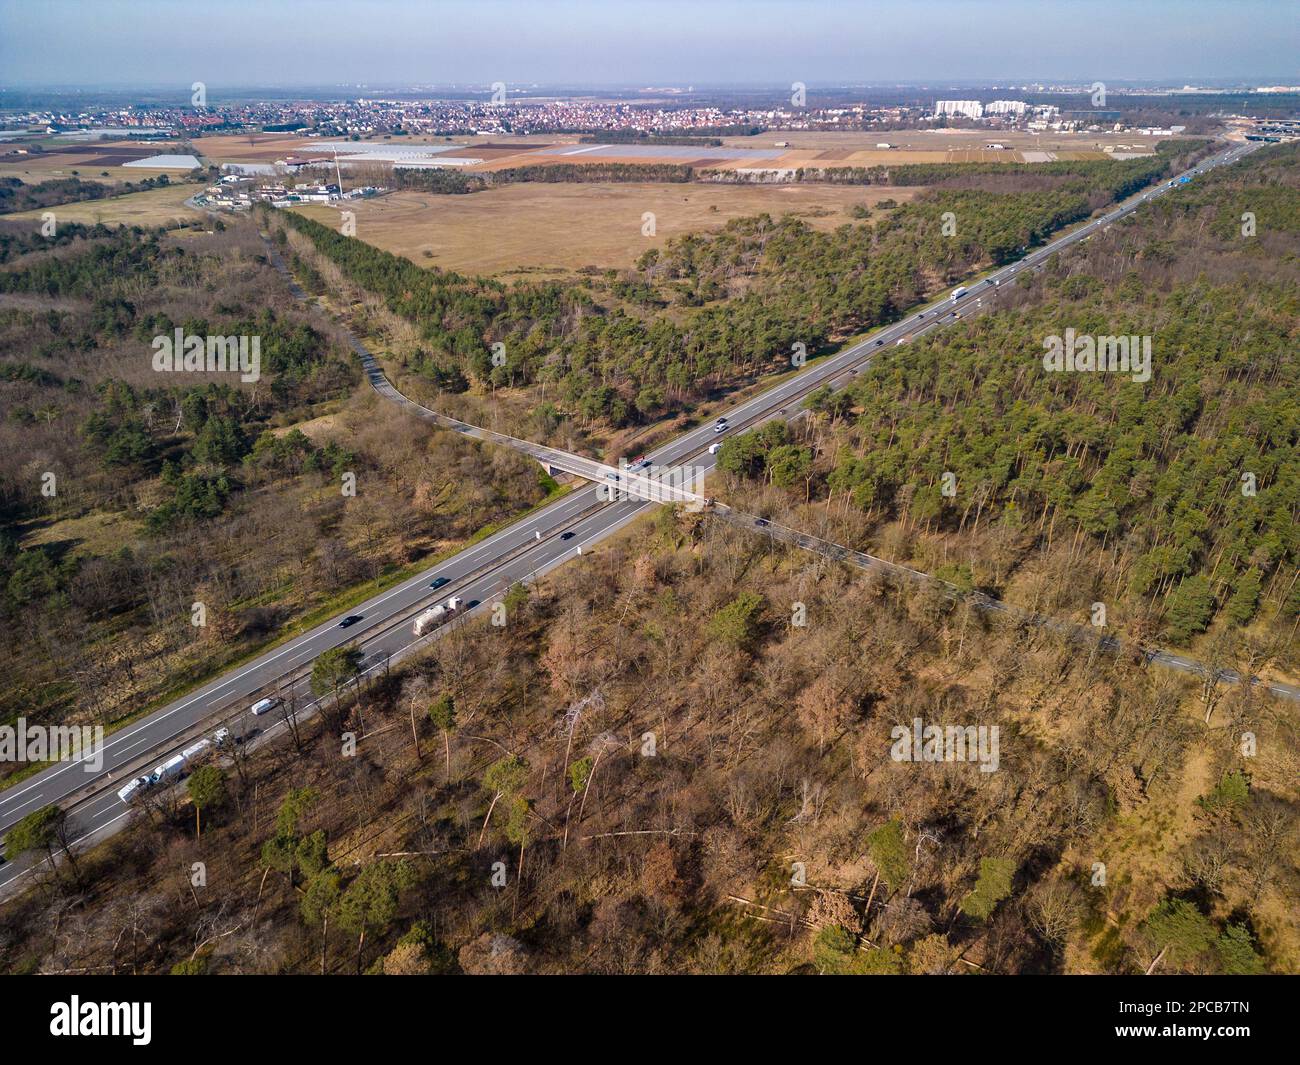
289, 181, 916, 277
0, 139, 197, 184
1, 182, 201, 226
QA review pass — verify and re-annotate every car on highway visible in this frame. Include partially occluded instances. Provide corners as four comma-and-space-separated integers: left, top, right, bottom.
875, 339, 883, 346
250, 696, 282, 717
560, 531, 575, 540
214, 726, 251, 748
338, 615, 363, 629
713, 423, 727, 434
467, 600, 481, 609
430, 577, 450, 590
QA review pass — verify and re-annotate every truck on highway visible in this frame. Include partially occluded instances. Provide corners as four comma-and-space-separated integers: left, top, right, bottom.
152, 754, 187, 787
951, 286, 969, 300
412, 596, 463, 637
181, 738, 211, 762
116, 775, 152, 805
117, 732, 219, 805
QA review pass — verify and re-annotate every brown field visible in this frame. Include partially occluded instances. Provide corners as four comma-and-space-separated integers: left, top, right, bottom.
289, 181, 916, 278
190, 129, 1164, 181
194, 132, 570, 167
721, 128, 1164, 152
0, 142, 191, 184
192, 133, 310, 163
3, 183, 202, 226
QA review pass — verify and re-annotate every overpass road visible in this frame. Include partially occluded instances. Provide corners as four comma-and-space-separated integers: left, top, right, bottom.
0, 140, 1263, 895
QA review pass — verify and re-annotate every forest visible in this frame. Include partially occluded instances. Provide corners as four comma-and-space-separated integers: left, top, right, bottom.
0, 141, 1293, 977
280, 141, 1210, 433
0, 220, 551, 743
0, 174, 173, 215
776, 142, 1198, 192
2, 480, 1293, 974
716, 142, 1300, 650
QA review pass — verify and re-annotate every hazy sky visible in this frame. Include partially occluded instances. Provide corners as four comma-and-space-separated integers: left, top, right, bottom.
1, 0, 1295, 88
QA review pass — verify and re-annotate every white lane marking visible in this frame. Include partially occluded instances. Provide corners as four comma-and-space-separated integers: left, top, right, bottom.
0, 490, 599, 810
0, 810, 133, 893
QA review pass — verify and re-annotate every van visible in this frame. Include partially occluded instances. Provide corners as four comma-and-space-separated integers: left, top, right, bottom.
250, 696, 282, 717
708, 443, 721, 455
117, 776, 151, 805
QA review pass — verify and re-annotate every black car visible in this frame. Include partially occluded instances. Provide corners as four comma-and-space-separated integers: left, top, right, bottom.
430, 576, 450, 589
755, 518, 770, 528
467, 600, 481, 609
560, 531, 575, 541
875, 339, 883, 346
338, 615, 363, 628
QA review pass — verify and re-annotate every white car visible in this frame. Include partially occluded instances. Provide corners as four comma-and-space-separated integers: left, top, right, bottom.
116, 776, 152, 805
250, 696, 282, 717
713, 423, 726, 434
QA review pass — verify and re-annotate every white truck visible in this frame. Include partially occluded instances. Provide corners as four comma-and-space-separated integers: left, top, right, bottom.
412, 596, 463, 637
117, 734, 216, 805
181, 738, 211, 762
152, 754, 187, 787
116, 775, 153, 805
951, 286, 969, 300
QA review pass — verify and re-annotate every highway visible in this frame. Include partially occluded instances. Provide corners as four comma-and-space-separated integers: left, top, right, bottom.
0, 140, 1260, 894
